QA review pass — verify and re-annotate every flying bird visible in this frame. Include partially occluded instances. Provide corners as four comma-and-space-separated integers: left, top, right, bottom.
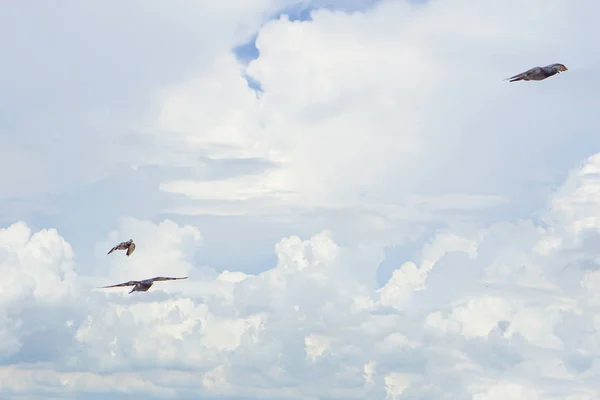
107, 239, 136, 257
504, 63, 568, 82
99, 276, 188, 294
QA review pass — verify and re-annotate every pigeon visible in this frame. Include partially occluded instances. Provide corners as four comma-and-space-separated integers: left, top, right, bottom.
99, 276, 188, 294
107, 239, 136, 257
504, 63, 568, 82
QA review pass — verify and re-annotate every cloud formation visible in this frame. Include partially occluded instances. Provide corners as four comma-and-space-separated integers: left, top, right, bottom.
152, 0, 600, 219
3, 0, 600, 398
1, 154, 600, 398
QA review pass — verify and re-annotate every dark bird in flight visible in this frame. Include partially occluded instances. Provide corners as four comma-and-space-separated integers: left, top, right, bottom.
107, 239, 136, 257
504, 63, 568, 82
99, 276, 188, 294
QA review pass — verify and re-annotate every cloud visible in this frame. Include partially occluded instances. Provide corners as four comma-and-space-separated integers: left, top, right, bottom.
150, 0, 600, 222
3, 0, 600, 398
96, 217, 202, 284
118, 0, 600, 276
0, 222, 77, 359
4, 0, 599, 281
1, 153, 600, 398
0, 0, 306, 206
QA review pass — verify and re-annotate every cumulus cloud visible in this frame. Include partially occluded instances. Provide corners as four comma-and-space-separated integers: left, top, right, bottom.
0, 0, 308, 195
151, 0, 600, 222
0, 154, 600, 398
121, 0, 600, 272
97, 217, 202, 284
3, 0, 600, 398
0, 222, 77, 360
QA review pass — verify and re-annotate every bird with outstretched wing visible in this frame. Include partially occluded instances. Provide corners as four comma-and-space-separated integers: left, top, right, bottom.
99, 276, 188, 294
505, 63, 568, 82
107, 239, 136, 257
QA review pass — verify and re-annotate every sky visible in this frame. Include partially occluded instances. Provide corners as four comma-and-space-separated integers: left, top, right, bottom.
2, 0, 600, 398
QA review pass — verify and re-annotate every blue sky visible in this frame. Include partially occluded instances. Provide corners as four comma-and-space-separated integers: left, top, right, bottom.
3, 0, 600, 398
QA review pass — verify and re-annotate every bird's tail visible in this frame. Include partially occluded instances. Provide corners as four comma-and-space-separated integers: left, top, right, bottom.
504, 72, 527, 82
503, 75, 524, 82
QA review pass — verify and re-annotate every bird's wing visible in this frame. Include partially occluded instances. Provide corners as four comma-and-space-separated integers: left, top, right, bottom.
504, 67, 539, 81
126, 242, 136, 256
107, 245, 118, 255
149, 276, 189, 282
99, 280, 138, 288
107, 241, 126, 254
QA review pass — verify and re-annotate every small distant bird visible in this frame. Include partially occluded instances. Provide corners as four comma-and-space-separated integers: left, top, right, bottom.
505, 63, 568, 82
99, 276, 188, 294
107, 239, 136, 257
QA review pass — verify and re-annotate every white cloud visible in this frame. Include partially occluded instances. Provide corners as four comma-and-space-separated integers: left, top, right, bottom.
0, 222, 77, 359
384, 372, 411, 399
1, 0, 311, 204
97, 217, 202, 285
150, 0, 600, 224
202, 364, 230, 391
2, 153, 600, 397
363, 360, 376, 388
4, 0, 600, 398
472, 382, 542, 400
304, 333, 331, 361
0, 365, 176, 397
0, 222, 76, 303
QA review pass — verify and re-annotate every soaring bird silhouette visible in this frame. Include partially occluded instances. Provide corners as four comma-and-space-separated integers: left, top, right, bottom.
99, 276, 188, 294
107, 239, 136, 257
505, 63, 568, 82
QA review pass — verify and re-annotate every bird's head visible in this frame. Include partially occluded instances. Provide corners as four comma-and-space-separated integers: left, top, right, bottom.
551, 63, 568, 73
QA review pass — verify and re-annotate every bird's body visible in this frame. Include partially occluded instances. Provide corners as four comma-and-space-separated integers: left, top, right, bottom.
107, 239, 136, 256
99, 276, 188, 294
505, 63, 568, 82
